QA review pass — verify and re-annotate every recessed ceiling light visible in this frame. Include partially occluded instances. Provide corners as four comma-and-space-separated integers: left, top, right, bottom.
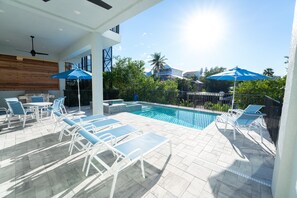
5, 39, 10, 42
59, 28, 63, 31
74, 10, 81, 15
0, 9, 5, 13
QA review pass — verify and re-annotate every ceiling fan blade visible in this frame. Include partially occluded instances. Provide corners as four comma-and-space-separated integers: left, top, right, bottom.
43, 0, 112, 10
31, 35, 35, 50
15, 49, 30, 53
87, 0, 112, 10
35, 52, 49, 56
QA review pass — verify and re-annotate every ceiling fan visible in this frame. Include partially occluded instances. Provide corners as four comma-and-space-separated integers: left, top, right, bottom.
19, 36, 49, 56
16, 36, 49, 56
43, 0, 112, 10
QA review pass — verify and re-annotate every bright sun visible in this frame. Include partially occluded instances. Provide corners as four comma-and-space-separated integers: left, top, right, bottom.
183, 11, 226, 50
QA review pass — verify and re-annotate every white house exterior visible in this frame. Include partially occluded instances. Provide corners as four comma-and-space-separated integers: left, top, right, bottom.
272, 2, 297, 197
156, 64, 183, 80
183, 71, 201, 79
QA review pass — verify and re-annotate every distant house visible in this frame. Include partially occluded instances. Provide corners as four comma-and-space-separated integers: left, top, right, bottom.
183, 71, 201, 79
145, 71, 153, 77
152, 64, 183, 80
146, 64, 183, 80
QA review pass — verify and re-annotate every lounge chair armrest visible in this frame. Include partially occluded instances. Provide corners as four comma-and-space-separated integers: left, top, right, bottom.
228, 109, 243, 114
0, 107, 8, 113
135, 130, 143, 135
81, 122, 95, 130
76, 116, 89, 123
243, 113, 266, 117
127, 148, 143, 160
97, 133, 116, 144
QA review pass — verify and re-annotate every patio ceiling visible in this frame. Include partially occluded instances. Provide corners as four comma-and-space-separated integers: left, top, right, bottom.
0, 0, 161, 59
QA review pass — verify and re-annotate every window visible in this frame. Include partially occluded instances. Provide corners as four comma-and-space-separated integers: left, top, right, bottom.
80, 54, 92, 72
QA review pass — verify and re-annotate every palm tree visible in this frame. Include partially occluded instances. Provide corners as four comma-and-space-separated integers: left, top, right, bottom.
148, 52, 167, 76
263, 68, 274, 77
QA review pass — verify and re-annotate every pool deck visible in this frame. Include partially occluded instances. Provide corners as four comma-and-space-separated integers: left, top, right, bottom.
0, 106, 275, 197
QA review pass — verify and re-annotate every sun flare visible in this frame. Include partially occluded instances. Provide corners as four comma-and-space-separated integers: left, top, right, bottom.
183, 11, 226, 50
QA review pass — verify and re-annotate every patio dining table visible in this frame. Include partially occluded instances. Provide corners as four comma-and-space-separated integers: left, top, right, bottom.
23, 102, 52, 122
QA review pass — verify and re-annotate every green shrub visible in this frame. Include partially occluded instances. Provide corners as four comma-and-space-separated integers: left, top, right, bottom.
204, 102, 213, 110
204, 102, 229, 112
179, 99, 193, 107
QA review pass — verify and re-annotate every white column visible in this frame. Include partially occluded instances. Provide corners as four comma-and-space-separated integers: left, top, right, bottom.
58, 61, 65, 96
91, 33, 103, 115
272, 2, 297, 197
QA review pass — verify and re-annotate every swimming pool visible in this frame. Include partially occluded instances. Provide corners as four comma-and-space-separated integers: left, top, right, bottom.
131, 104, 219, 130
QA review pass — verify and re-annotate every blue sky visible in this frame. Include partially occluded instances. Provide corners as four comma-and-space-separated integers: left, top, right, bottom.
113, 0, 295, 76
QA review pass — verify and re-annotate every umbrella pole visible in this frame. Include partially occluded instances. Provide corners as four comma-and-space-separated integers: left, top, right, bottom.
231, 77, 237, 109
77, 79, 81, 112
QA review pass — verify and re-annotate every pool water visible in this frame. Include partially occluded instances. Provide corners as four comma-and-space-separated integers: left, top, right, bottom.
131, 105, 219, 130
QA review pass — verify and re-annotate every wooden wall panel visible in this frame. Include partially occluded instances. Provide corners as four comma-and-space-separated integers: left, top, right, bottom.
0, 54, 59, 90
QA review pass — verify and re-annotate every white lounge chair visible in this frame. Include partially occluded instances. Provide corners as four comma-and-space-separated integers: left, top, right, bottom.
217, 110, 266, 142
79, 129, 171, 198
228, 104, 264, 115
6, 101, 35, 128
71, 125, 141, 163
67, 118, 121, 154
55, 112, 107, 141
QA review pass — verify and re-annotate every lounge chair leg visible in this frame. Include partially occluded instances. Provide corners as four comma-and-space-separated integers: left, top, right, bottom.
233, 128, 236, 140
86, 159, 91, 176
23, 116, 26, 128
53, 122, 58, 134
8, 115, 11, 128
69, 135, 75, 152
141, 158, 145, 178
69, 136, 75, 155
82, 154, 88, 172
224, 122, 227, 132
59, 129, 64, 141
83, 145, 91, 172
260, 128, 263, 143
169, 140, 172, 155
62, 105, 67, 114
69, 143, 74, 155
110, 172, 118, 198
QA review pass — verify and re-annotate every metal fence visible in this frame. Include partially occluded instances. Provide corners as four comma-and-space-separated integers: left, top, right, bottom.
262, 96, 282, 144
64, 90, 92, 107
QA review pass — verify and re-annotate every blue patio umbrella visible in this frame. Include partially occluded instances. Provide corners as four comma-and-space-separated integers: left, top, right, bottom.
207, 66, 269, 109
51, 68, 92, 112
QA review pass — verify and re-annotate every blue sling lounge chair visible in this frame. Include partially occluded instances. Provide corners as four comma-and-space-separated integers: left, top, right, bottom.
79, 129, 171, 198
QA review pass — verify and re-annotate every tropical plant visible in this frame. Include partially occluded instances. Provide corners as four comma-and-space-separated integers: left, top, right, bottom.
203, 102, 229, 112
200, 66, 232, 92
103, 56, 179, 102
263, 68, 274, 77
179, 99, 193, 107
148, 52, 167, 76
236, 76, 286, 104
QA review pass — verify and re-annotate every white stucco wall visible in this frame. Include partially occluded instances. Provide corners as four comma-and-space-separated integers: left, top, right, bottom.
272, 1, 297, 197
